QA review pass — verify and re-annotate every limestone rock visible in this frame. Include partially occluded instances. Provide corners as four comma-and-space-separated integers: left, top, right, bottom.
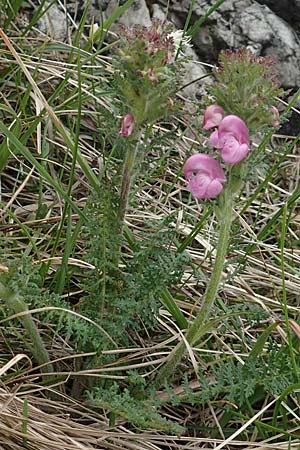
155, 0, 300, 88
180, 47, 210, 98
37, 2, 67, 41
256, 0, 300, 29
151, 2, 167, 21
214, 1, 300, 87
105, 0, 151, 28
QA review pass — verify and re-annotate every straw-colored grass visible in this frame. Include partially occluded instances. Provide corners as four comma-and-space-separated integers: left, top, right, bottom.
0, 1, 300, 449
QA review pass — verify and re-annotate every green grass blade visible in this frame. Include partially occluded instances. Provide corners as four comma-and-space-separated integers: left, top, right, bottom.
280, 203, 299, 383
272, 382, 300, 427
0, 119, 21, 174
3, 0, 24, 30
187, 0, 226, 37
240, 136, 299, 216
22, 397, 28, 448
50, 31, 85, 292
161, 288, 188, 329
247, 322, 280, 361
177, 207, 212, 253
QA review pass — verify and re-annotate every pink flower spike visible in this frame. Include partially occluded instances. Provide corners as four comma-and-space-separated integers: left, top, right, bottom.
184, 154, 226, 200
203, 105, 225, 130
120, 113, 135, 137
212, 115, 250, 164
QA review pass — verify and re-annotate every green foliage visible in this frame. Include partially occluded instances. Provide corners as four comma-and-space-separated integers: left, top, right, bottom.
88, 382, 184, 435
0, 121, 86, 219
0, 106, 22, 174
0, 258, 113, 366
181, 327, 298, 410
81, 181, 121, 321
0, 250, 188, 432
118, 222, 189, 331
0, 2, 298, 443
157, 302, 299, 418
2, 0, 24, 30
80, 201, 189, 351
0, 257, 42, 298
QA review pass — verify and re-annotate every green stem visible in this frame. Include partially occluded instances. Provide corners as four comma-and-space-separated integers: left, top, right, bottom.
118, 136, 140, 229
105, 132, 142, 317
117, 128, 145, 248
0, 282, 54, 373
153, 191, 234, 389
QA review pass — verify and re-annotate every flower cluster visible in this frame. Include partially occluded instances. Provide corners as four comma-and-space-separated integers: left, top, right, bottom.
184, 106, 250, 200
206, 49, 282, 132
184, 48, 282, 201
114, 20, 189, 133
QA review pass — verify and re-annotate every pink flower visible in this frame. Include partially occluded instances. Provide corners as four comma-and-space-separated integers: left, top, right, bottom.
184, 154, 226, 200
120, 113, 135, 137
209, 129, 220, 148
203, 105, 225, 130
209, 115, 250, 164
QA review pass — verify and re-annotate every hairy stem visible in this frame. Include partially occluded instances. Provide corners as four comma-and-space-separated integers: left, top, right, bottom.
0, 282, 54, 373
153, 191, 234, 389
118, 136, 140, 229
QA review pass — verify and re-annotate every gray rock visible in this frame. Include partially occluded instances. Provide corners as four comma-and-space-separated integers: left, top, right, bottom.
180, 47, 210, 98
151, 3, 167, 21
155, 0, 300, 88
37, 2, 67, 41
151, 3, 210, 98
217, 2, 300, 87
105, 0, 151, 28
256, 0, 300, 29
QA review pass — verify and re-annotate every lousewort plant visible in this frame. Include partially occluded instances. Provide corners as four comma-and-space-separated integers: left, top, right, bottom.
153, 49, 283, 389
112, 20, 190, 237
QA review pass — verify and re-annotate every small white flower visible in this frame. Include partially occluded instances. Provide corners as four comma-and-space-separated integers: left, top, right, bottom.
90, 22, 99, 40
92, 22, 99, 33
168, 30, 192, 54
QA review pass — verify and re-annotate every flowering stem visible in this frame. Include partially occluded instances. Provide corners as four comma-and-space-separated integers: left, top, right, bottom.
118, 133, 141, 231
0, 282, 54, 373
153, 189, 234, 389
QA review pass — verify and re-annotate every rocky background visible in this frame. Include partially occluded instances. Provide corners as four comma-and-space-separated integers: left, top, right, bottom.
37, 0, 300, 133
